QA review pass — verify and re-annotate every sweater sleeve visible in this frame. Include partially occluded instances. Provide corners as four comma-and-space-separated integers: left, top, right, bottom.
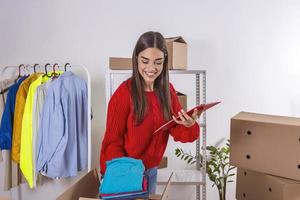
169, 83, 200, 143
100, 82, 130, 175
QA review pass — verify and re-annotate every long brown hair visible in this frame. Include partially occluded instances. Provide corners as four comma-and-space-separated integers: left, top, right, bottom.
131, 31, 171, 125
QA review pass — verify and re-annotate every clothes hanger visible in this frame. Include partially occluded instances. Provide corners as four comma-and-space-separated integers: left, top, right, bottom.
33, 63, 39, 73
43, 63, 52, 77
0, 64, 25, 95
25, 64, 32, 76
18, 64, 25, 78
52, 63, 60, 77
64, 63, 71, 72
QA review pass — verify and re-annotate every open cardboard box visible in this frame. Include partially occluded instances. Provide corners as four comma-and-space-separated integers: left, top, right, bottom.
57, 169, 173, 200
57, 157, 170, 200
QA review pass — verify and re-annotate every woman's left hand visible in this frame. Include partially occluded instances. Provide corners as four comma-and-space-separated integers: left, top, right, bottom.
172, 108, 202, 128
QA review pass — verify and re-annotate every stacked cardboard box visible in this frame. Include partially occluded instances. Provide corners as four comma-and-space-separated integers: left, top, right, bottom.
230, 112, 300, 200
177, 91, 187, 111
109, 36, 187, 70
236, 168, 300, 200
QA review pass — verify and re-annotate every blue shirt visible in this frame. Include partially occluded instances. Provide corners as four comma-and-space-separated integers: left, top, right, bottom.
0, 76, 27, 149
36, 71, 88, 178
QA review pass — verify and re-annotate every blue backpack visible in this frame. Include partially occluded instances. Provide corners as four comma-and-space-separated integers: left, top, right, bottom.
99, 157, 145, 194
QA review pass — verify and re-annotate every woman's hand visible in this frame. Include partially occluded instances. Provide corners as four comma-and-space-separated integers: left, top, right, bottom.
172, 109, 202, 128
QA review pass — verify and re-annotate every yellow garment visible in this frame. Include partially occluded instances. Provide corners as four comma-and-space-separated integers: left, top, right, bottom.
11, 73, 42, 163
20, 71, 63, 188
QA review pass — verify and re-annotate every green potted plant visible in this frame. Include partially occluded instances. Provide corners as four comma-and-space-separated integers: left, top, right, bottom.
175, 140, 235, 200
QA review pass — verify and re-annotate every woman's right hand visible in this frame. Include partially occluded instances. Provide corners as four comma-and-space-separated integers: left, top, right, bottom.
172, 108, 202, 128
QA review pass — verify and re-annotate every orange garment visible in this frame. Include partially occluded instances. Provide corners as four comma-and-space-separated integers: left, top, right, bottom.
11, 73, 42, 163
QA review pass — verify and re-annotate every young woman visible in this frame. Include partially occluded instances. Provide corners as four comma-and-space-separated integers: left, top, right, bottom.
100, 31, 201, 194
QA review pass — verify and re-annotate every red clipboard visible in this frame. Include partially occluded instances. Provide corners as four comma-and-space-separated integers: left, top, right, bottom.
153, 101, 221, 134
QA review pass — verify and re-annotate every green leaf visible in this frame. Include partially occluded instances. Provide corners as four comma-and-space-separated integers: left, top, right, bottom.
220, 147, 227, 153
209, 174, 217, 182
224, 148, 230, 154
190, 160, 197, 165
207, 146, 217, 153
187, 157, 193, 164
184, 155, 189, 161
213, 166, 220, 173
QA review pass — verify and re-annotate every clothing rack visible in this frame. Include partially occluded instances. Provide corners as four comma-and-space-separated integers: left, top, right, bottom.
0, 64, 92, 171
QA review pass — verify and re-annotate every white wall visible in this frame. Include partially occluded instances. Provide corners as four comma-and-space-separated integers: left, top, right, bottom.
0, 0, 300, 199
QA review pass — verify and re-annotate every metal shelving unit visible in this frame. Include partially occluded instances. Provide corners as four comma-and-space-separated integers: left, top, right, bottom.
106, 69, 207, 200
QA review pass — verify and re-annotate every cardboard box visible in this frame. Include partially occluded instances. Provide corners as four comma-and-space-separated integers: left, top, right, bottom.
230, 112, 300, 181
58, 157, 168, 200
58, 169, 173, 200
109, 36, 187, 70
176, 91, 187, 111
56, 169, 100, 200
236, 168, 300, 200
158, 156, 168, 169
109, 57, 132, 70
165, 36, 187, 70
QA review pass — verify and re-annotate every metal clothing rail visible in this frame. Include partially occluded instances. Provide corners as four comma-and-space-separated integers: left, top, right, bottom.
0, 64, 92, 171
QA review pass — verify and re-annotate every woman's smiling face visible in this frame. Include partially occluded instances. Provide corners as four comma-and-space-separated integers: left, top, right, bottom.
137, 47, 164, 90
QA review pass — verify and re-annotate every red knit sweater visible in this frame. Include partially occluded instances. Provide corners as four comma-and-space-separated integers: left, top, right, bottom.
100, 78, 200, 175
